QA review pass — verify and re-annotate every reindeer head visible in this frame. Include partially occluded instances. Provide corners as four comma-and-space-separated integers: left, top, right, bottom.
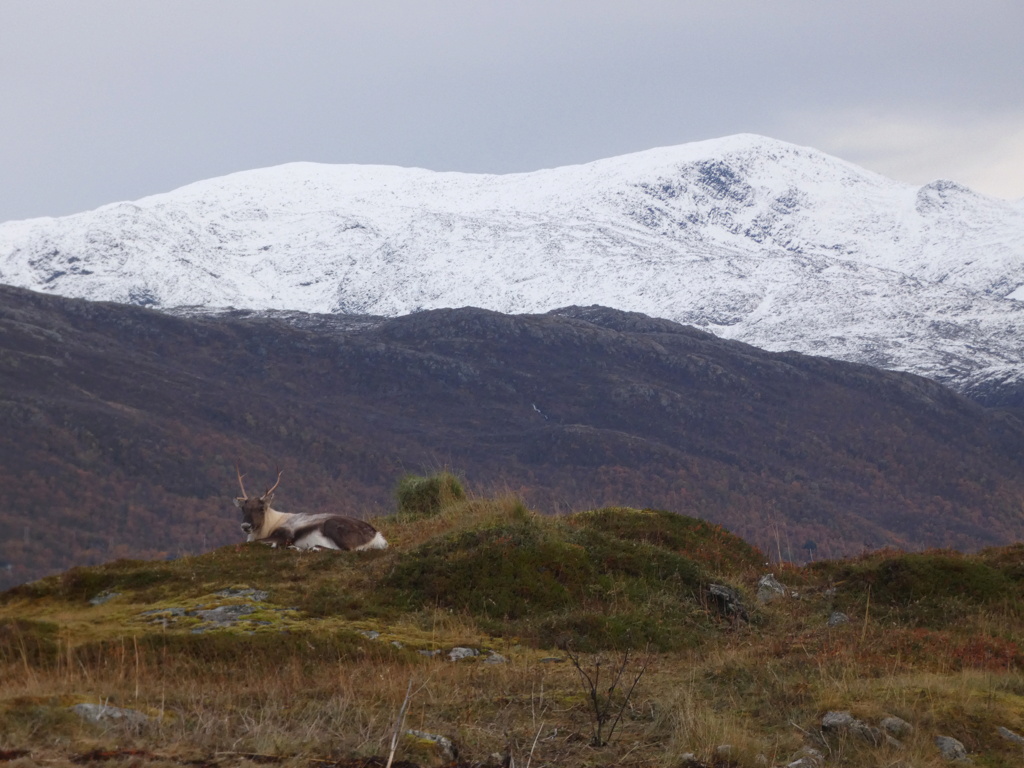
233, 468, 281, 538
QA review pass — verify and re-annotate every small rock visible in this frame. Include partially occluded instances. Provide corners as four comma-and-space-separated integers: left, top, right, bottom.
997, 726, 1024, 746
756, 573, 788, 603
785, 747, 824, 768
448, 646, 480, 661
194, 605, 258, 623
418, 649, 442, 657
391, 640, 404, 648
708, 583, 749, 621
404, 729, 456, 766
821, 710, 857, 730
89, 591, 120, 606
70, 703, 148, 726
827, 611, 849, 627
356, 630, 380, 640
483, 651, 508, 664
935, 735, 968, 761
141, 607, 186, 617
821, 710, 884, 746
881, 716, 913, 738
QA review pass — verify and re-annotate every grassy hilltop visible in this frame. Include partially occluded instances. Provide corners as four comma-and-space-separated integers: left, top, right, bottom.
1, 478, 1023, 768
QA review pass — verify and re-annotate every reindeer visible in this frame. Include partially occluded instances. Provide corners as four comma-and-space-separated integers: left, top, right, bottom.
233, 469, 387, 551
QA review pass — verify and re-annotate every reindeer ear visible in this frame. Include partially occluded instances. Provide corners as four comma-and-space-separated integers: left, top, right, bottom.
233, 497, 244, 509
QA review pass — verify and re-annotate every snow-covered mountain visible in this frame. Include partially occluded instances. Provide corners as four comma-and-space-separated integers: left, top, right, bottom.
2, 134, 1023, 400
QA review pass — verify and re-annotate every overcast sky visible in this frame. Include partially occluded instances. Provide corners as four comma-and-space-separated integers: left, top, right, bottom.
2, 1, 1023, 223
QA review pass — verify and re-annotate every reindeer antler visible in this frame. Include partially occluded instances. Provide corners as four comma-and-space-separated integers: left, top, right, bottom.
262, 469, 282, 500
236, 465, 249, 499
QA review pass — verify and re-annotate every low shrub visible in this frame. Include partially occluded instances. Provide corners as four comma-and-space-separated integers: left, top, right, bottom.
384, 510, 715, 650
385, 520, 593, 618
811, 549, 1021, 626
566, 507, 765, 572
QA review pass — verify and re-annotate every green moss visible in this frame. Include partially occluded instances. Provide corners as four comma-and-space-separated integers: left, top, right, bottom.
567, 527, 704, 589
297, 582, 406, 620
567, 507, 764, 572
131, 628, 408, 666
387, 520, 594, 618
4, 560, 172, 603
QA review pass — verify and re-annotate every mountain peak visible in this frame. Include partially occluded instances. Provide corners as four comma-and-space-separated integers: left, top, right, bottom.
0, 135, 1022, 402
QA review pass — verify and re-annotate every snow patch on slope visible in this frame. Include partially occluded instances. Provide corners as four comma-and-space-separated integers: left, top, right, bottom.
1, 134, 1023, 396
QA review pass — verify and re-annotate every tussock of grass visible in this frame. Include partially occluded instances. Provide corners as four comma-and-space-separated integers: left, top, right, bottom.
1, 480, 1023, 767
395, 471, 466, 519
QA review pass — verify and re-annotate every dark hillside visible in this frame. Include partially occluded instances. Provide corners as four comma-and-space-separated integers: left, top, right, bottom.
2, 284, 1024, 587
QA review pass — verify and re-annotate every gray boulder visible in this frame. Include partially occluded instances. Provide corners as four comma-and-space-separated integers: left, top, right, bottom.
935, 735, 968, 761
757, 574, 788, 603
821, 710, 885, 746
404, 729, 457, 764
708, 583, 749, 621
997, 726, 1024, 746
881, 715, 913, 738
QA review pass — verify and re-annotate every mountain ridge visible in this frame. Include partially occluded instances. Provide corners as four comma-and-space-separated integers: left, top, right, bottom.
2, 134, 1023, 403
3, 284, 1024, 588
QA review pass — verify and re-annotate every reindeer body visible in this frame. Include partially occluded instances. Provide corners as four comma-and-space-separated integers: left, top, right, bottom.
234, 470, 387, 552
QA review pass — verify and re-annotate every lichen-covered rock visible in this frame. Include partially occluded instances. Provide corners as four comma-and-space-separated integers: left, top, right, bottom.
194, 604, 259, 623
757, 574, 788, 603
935, 735, 968, 761
881, 715, 913, 738
448, 646, 480, 661
997, 726, 1024, 746
827, 611, 849, 627
785, 747, 824, 768
403, 729, 456, 766
821, 710, 884, 746
708, 583, 749, 621
821, 710, 857, 730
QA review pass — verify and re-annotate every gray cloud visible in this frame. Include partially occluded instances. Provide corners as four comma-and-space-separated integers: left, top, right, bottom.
2, 0, 1022, 222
